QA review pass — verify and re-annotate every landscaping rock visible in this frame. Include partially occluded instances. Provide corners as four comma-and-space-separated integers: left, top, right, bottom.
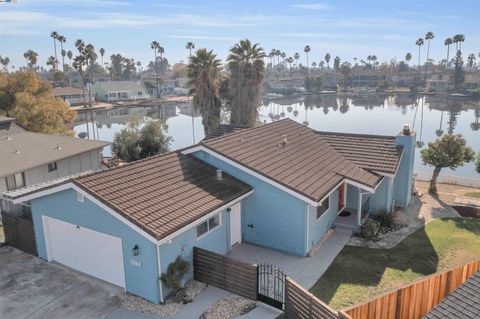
200, 294, 256, 319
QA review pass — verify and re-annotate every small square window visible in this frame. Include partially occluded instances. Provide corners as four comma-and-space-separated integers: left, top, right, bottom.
77, 192, 85, 203
196, 221, 208, 238
196, 213, 221, 239
208, 214, 220, 230
317, 197, 330, 219
48, 162, 58, 172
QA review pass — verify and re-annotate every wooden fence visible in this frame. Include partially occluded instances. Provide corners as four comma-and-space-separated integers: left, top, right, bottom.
1, 212, 37, 255
193, 247, 257, 300
285, 277, 341, 319
342, 259, 480, 319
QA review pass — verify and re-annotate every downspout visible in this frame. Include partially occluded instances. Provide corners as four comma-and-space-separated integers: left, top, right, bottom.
305, 203, 310, 255
156, 244, 164, 303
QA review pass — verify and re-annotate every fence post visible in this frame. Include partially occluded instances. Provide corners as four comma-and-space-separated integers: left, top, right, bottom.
395, 290, 403, 319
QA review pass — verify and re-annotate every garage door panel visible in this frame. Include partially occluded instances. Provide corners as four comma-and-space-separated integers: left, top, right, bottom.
44, 217, 126, 288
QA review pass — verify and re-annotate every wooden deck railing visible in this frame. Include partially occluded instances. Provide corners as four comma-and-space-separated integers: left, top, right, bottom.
341, 259, 480, 319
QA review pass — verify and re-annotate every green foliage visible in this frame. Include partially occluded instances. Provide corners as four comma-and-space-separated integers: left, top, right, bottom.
476, 152, 480, 174
421, 134, 474, 194
361, 218, 380, 240
304, 76, 323, 92
453, 50, 465, 91
0, 71, 75, 135
227, 39, 266, 127
112, 119, 171, 162
333, 56, 341, 71
160, 256, 190, 293
373, 211, 396, 230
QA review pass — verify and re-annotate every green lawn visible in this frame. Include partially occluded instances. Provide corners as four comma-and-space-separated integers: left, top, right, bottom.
464, 192, 480, 199
310, 218, 480, 310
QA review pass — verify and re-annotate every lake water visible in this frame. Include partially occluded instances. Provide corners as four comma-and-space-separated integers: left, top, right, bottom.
73, 94, 480, 179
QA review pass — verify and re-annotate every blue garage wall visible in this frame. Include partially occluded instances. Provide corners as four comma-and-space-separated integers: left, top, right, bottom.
365, 177, 393, 214
30, 189, 161, 303
307, 189, 339, 251
159, 208, 231, 298
192, 150, 308, 256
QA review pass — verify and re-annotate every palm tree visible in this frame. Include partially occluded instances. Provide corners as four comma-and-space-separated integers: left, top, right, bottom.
23, 50, 38, 70
467, 53, 476, 71
287, 57, 293, 70
186, 42, 195, 58
269, 49, 276, 68
423, 32, 434, 84
453, 34, 465, 51
415, 38, 424, 83
227, 39, 266, 127
46, 56, 58, 71
67, 50, 73, 65
158, 46, 165, 76
150, 41, 161, 98
325, 53, 331, 69
304, 45, 311, 71
57, 35, 66, 72
99, 48, 105, 66
444, 37, 453, 68
405, 52, 412, 66
294, 52, 300, 68
50, 31, 59, 68
186, 48, 222, 135
0, 55, 10, 71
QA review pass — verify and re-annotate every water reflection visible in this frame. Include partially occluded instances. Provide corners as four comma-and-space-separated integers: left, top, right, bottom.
73, 94, 480, 178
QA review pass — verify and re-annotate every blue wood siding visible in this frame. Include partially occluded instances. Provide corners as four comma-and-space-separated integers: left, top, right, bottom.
192, 151, 308, 256
365, 177, 393, 214
30, 189, 161, 303
307, 189, 339, 251
394, 134, 416, 208
159, 209, 231, 298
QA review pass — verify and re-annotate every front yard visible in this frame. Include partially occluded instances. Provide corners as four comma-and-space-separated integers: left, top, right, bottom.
310, 218, 480, 310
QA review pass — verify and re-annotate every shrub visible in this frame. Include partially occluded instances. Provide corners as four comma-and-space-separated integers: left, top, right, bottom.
374, 211, 396, 230
161, 256, 190, 294
361, 218, 380, 240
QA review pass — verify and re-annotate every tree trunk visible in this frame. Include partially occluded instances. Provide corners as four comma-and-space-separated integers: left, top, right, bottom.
429, 166, 442, 195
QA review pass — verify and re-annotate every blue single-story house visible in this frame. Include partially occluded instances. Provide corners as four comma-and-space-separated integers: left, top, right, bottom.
2, 119, 415, 304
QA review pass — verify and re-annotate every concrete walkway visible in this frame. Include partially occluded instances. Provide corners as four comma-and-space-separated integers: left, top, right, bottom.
227, 229, 352, 289
106, 285, 281, 319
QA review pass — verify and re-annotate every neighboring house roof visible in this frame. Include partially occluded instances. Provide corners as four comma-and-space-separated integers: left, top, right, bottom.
0, 121, 109, 177
200, 119, 383, 202
94, 81, 146, 92
52, 87, 85, 96
316, 131, 403, 175
423, 271, 480, 319
72, 151, 252, 240
204, 124, 250, 140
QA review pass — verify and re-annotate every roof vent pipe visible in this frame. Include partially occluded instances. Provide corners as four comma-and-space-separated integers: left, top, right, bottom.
216, 170, 223, 181
402, 124, 411, 136
282, 134, 288, 146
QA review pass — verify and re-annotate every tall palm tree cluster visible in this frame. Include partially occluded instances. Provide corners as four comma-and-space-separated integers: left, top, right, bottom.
187, 39, 266, 134
0, 55, 10, 71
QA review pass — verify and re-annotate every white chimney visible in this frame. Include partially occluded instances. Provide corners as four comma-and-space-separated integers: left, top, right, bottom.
402, 124, 411, 136
216, 170, 223, 181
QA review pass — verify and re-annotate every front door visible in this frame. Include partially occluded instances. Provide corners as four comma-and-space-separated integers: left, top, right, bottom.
230, 202, 241, 246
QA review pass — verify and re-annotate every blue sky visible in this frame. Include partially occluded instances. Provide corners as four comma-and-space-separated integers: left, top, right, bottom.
1, 0, 479, 68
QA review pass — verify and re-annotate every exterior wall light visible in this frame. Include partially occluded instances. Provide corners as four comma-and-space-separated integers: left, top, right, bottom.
226, 208, 231, 213
132, 245, 139, 256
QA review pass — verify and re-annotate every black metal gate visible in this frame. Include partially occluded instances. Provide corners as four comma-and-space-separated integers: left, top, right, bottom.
257, 263, 286, 310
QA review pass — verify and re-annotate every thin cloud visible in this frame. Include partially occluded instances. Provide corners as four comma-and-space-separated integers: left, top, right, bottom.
290, 3, 333, 10
166, 35, 238, 41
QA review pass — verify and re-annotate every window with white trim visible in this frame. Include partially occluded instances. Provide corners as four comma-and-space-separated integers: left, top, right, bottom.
196, 213, 220, 238
48, 162, 58, 172
317, 197, 330, 219
5, 172, 25, 191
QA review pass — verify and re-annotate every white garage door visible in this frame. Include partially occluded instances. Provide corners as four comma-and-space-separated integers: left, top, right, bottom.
43, 216, 126, 288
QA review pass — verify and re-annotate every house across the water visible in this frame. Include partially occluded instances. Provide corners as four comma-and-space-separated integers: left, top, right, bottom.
2, 119, 415, 303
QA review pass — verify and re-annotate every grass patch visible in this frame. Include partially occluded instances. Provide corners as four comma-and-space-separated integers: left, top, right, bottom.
464, 192, 480, 199
310, 218, 480, 310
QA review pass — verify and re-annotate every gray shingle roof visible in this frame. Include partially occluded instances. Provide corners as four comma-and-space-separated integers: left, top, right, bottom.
0, 121, 109, 177
201, 119, 383, 202
203, 124, 250, 140
423, 271, 480, 319
94, 81, 146, 92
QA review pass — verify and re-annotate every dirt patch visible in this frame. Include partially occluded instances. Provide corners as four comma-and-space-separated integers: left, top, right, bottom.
453, 206, 480, 218
200, 295, 256, 319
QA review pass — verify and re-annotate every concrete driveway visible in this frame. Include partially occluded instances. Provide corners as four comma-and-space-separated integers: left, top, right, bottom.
0, 246, 123, 319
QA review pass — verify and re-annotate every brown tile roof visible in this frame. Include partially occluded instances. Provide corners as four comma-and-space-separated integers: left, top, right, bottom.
201, 119, 382, 202
204, 124, 250, 140
423, 271, 480, 319
74, 152, 252, 240
52, 86, 85, 96
316, 131, 403, 175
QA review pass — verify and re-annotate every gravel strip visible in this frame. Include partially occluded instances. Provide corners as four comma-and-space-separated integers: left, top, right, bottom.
200, 294, 256, 319
120, 280, 207, 316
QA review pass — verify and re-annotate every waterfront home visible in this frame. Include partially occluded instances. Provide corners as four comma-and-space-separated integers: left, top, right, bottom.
2, 119, 415, 303
352, 71, 387, 87
52, 86, 93, 106
426, 72, 454, 92
92, 81, 151, 102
